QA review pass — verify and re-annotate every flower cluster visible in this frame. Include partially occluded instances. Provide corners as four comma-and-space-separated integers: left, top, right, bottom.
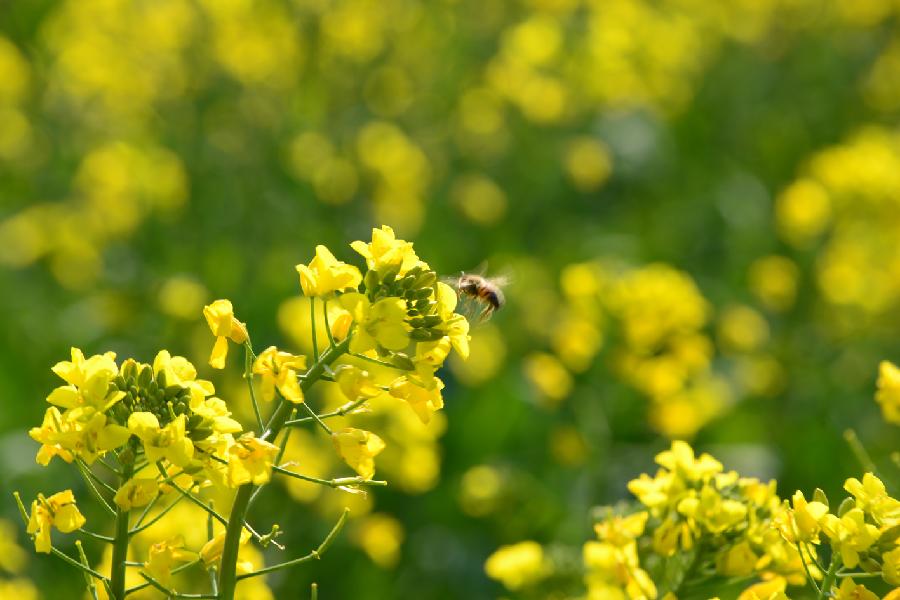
486, 357, 900, 599
17, 226, 469, 600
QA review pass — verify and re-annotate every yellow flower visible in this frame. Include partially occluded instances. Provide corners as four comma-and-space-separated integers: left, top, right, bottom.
127, 412, 194, 467
32, 407, 130, 465
877, 361, 900, 425
776, 490, 829, 543
332, 428, 385, 479
834, 578, 879, 600
203, 299, 249, 369
335, 365, 382, 400
26, 490, 86, 553
201, 528, 251, 567
350, 225, 420, 275
143, 537, 196, 587
339, 292, 409, 353
252, 346, 307, 403
389, 375, 445, 423
883, 547, 900, 585
655, 441, 723, 483
28, 407, 74, 465
46, 347, 124, 412
295, 245, 362, 297
594, 512, 648, 547
844, 472, 900, 526
821, 508, 881, 568
113, 477, 159, 510
717, 541, 758, 577
227, 433, 279, 486
737, 577, 787, 600
484, 541, 547, 591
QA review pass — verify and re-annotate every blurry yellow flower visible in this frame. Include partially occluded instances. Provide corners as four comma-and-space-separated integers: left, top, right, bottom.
717, 305, 769, 354
350, 225, 419, 275
227, 433, 279, 486
158, 276, 207, 320
844, 472, 900, 526
296, 245, 362, 297
352, 513, 405, 568
128, 412, 194, 467
877, 361, 900, 425
748, 255, 798, 312
775, 178, 832, 247
203, 299, 249, 369
389, 376, 445, 423
883, 547, 900, 586
143, 537, 196, 586
523, 352, 573, 405
26, 490, 85, 553
776, 490, 828, 543
113, 477, 159, 510
450, 174, 508, 226
834, 578, 879, 600
484, 541, 547, 591
737, 577, 787, 600
564, 136, 612, 192
821, 508, 880, 568
201, 528, 251, 567
339, 293, 409, 353
716, 541, 758, 577
252, 346, 307, 403
655, 440, 723, 482
332, 428, 385, 479
335, 365, 382, 400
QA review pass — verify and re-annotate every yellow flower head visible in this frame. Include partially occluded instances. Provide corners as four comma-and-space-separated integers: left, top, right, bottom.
883, 547, 900, 586
47, 347, 124, 412
776, 490, 829, 544
26, 490, 86, 553
834, 578, 879, 600
877, 361, 900, 425
655, 441, 723, 483
484, 541, 547, 591
389, 375, 445, 424
295, 245, 362, 297
335, 365, 382, 400
143, 537, 196, 586
227, 433, 279, 486
332, 428, 385, 479
252, 346, 308, 404
350, 225, 420, 275
203, 299, 249, 369
821, 508, 881, 569
128, 412, 194, 467
113, 477, 159, 511
844, 472, 900, 526
29, 406, 74, 466
339, 293, 409, 354
201, 528, 252, 567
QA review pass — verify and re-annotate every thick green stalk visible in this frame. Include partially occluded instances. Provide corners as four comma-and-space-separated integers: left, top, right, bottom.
217, 337, 350, 600
110, 460, 134, 600
819, 553, 841, 599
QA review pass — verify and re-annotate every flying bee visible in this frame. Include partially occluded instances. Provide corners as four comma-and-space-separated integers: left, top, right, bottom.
454, 272, 508, 322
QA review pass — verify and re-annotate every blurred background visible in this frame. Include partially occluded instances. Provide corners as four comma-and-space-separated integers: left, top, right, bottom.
2, 0, 900, 597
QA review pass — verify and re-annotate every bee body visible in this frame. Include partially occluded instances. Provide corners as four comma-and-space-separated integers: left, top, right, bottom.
457, 273, 506, 320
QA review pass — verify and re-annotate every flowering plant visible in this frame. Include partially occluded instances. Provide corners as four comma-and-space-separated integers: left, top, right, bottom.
15, 226, 469, 600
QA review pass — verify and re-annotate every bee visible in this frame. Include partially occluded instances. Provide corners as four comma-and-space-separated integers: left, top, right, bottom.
454, 272, 508, 321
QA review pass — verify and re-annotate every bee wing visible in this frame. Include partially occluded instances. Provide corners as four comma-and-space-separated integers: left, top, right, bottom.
439, 274, 462, 290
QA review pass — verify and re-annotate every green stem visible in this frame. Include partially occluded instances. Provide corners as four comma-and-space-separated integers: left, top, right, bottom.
310, 298, 319, 359
110, 460, 135, 600
284, 397, 368, 427
236, 508, 348, 580
819, 553, 841, 599
245, 341, 263, 431
797, 542, 821, 595
217, 337, 350, 600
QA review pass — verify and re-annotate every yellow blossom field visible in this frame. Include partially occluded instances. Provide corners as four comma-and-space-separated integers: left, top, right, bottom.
3, 0, 900, 599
